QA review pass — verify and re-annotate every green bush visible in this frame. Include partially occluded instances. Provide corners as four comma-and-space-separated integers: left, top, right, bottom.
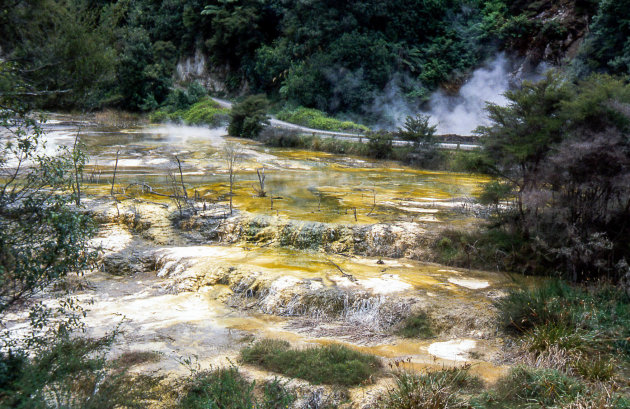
0, 335, 164, 408
150, 98, 229, 126
229, 95, 269, 138
240, 339, 381, 386
182, 99, 230, 126
394, 311, 435, 339
277, 107, 369, 132
432, 228, 532, 272
366, 130, 393, 159
149, 109, 171, 123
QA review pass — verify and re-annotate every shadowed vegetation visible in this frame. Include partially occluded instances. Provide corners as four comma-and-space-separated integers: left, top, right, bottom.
277, 107, 369, 133
394, 311, 435, 339
179, 366, 295, 409
240, 339, 381, 386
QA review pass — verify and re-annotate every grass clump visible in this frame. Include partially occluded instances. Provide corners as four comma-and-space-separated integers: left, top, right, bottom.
377, 365, 629, 409
432, 228, 533, 273
240, 339, 381, 386
497, 279, 572, 333
180, 365, 294, 409
496, 280, 630, 383
395, 311, 435, 339
113, 350, 162, 368
277, 107, 369, 133
497, 281, 630, 353
375, 366, 482, 409
472, 366, 585, 408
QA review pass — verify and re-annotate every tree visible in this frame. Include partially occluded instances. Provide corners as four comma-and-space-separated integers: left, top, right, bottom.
476, 72, 570, 223
366, 130, 393, 159
397, 114, 437, 149
228, 94, 269, 138
0, 63, 96, 316
477, 72, 630, 281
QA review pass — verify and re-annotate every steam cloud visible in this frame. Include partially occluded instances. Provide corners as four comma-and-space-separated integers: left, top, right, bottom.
426, 54, 510, 135
368, 53, 547, 135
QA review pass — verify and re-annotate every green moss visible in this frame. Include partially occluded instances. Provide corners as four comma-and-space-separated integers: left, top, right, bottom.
277, 107, 369, 133
240, 339, 381, 386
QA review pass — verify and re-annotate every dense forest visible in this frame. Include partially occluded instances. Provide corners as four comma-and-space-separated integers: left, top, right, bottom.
2, 0, 629, 119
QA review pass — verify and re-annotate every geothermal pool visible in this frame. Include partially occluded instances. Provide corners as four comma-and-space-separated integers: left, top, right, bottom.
5, 115, 520, 399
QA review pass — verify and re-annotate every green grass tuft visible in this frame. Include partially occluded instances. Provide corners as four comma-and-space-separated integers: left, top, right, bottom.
240, 339, 381, 386
473, 366, 585, 408
523, 322, 591, 355
375, 367, 481, 409
395, 311, 435, 339
180, 365, 295, 409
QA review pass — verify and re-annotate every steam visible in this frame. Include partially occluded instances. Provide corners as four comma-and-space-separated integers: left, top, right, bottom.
427, 54, 511, 135
364, 56, 513, 134
143, 125, 227, 147
366, 53, 548, 135
367, 73, 420, 129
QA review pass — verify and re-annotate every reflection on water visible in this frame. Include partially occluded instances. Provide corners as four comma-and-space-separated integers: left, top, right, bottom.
44, 116, 489, 224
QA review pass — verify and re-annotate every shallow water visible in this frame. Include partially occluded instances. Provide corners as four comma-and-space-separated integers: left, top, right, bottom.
43, 117, 489, 224
26, 116, 514, 388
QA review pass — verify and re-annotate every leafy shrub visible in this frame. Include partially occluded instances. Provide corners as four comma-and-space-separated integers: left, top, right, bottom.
240, 339, 381, 386
149, 109, 170, 123
182, 99, 229, 126
0, 335, 164, 408
395, 311, 435, 339
277, 107, 369, 132
228, 95, 269, 138
162, 82, 207, 111
366, 130, 393, 159
396, 114, 436, 148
